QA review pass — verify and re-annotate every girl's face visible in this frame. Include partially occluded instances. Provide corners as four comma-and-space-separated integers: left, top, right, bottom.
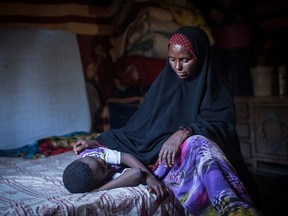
168, 44, 197, 80
80, 156, 110, 183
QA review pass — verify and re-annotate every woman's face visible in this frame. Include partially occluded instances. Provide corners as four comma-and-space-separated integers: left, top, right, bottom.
168, 44, 197, 79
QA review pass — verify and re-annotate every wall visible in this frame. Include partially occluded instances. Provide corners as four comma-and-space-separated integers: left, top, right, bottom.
192, 0, 288, 96
0, 0, 120, 102
2, 0, 287, 98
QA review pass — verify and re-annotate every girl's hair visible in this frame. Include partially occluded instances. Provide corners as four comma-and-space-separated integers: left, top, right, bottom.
62, 160, 100, 193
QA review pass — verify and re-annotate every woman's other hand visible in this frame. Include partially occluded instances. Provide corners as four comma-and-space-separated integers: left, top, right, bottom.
158, 130, 188, 167
73, 140, 98, 156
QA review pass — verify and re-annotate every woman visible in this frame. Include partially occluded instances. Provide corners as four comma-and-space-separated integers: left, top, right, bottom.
75, 26, 261, 215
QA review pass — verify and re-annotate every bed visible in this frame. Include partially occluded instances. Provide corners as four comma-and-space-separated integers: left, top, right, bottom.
0, 151, 186, 215
0, 28, 187, 215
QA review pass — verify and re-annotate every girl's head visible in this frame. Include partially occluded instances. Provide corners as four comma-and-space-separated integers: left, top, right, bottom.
63, 156, 110, 193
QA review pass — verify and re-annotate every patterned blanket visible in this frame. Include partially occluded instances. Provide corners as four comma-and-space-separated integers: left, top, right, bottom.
0, 151, 186, 216
0, 132, 100, 159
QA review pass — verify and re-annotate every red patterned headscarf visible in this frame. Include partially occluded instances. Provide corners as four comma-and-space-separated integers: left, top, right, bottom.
168, 33, 196, 58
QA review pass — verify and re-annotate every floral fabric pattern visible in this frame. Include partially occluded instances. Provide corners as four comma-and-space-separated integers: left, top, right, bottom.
154, 135, 260, 216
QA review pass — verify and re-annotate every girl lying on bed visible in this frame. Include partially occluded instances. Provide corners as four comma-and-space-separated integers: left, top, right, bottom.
63, 136, 261, 216
63, 141, 168, 198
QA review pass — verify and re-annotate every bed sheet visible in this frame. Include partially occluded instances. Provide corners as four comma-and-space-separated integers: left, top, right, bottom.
0, 151, 187, 216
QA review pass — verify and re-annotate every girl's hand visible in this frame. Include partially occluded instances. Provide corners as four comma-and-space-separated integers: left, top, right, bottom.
158, 130, 188, 167
73, 140, 98, 156
146, 175, 169, 200
120, 152, 168, 200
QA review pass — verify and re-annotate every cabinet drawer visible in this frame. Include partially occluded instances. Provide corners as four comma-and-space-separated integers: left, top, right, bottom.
252, 106, 288, 163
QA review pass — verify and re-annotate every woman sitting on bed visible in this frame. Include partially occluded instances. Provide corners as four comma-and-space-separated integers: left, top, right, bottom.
72, 26, 262, 215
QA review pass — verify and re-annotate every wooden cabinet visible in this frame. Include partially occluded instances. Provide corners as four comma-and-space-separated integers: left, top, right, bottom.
235, 96, 288, 175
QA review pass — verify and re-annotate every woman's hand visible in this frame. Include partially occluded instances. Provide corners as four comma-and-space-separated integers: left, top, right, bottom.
158, 130, 188, 167
146, 175, 169, 200
73, 140, 99, 156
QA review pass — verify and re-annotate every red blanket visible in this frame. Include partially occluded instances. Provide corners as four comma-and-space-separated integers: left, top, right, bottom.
116, 55, 165, 87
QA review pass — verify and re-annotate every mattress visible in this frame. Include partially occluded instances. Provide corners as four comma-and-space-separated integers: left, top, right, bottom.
0, 151, 187, 215
0, 28, 91, 150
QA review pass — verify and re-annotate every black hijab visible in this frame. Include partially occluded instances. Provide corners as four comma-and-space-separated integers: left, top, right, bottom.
96, 26, 240, 165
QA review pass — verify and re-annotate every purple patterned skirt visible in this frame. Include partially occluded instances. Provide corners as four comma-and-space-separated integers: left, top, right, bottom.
154, 135, 260, 215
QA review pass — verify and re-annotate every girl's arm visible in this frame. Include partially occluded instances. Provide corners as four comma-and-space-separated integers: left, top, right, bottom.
121, 152, 168, 200
93, 168, 143, 192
